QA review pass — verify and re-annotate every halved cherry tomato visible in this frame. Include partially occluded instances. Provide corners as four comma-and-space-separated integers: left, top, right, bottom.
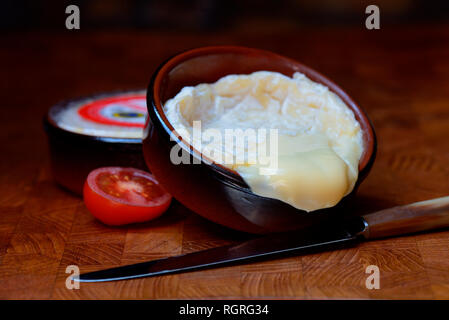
83, 167, 172, 226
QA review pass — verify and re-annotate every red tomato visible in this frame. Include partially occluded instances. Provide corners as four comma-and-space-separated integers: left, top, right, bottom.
83, 167, 172, 226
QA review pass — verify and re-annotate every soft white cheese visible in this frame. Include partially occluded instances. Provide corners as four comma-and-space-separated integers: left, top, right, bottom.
164, 71, 364, 211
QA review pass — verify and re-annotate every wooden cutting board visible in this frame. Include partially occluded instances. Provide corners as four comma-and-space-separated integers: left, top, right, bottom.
1, 25, 449, 299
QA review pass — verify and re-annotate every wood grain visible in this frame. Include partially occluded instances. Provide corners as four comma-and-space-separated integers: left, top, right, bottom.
1, 24, 449, 299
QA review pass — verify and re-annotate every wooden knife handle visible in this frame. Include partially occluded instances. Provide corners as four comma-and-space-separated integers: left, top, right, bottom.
362, 196, 449, 239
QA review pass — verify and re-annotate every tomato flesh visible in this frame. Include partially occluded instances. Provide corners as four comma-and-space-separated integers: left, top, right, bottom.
95, 169, 166, 205
83, 167, 172, 226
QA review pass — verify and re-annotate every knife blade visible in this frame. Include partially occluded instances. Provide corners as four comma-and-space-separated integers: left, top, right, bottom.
77, 221, 363, 282
77, 196, 449, 282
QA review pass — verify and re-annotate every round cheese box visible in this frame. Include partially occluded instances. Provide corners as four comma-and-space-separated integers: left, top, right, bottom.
44, 90, 149, 195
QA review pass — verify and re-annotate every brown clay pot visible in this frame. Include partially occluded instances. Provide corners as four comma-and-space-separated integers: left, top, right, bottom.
144, 46, 376, 234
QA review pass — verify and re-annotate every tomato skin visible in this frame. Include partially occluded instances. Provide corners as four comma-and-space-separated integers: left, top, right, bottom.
83, 168, 172, 226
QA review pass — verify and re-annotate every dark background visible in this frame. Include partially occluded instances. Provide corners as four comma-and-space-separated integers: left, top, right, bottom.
1, 0, 449, 31
1, 1, 448, 143
1, 1, 448, 122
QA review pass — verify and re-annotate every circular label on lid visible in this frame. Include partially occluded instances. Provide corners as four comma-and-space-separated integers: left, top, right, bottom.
78, 95, 147, 128
49, 90, 147, 139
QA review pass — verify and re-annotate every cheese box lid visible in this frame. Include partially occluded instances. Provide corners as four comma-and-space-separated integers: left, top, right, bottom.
47, 90, 147, 140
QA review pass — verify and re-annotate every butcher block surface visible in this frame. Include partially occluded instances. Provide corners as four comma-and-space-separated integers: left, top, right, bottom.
1, 25, 449, 299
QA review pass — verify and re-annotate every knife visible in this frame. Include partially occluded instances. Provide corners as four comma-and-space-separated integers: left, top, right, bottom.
77, 196, 449, 282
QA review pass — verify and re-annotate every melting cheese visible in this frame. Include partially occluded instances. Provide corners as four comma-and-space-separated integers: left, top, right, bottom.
164, 71, 364, 211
